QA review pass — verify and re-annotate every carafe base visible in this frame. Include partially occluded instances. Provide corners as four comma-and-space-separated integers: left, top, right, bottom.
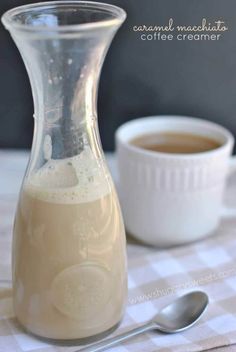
16, 318, 122, 346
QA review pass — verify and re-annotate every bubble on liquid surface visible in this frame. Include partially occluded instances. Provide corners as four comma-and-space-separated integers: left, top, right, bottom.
25, 147, 111, 204
67, 58, 73, 65
50, 263, 111, 320
32, 160, 78, 188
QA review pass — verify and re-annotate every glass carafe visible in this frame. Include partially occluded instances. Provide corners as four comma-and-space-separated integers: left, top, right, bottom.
2, 1, 127, 342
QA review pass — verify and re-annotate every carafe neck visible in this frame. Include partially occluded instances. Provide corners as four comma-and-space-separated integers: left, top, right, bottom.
12, 29, 115, 162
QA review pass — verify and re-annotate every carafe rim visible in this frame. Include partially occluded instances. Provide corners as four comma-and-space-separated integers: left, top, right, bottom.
1, 1, 126, 35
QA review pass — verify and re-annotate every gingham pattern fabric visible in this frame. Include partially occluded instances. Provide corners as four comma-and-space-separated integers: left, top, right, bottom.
1, 151, 236, 352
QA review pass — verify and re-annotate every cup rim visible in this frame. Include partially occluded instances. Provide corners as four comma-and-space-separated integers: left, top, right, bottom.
115, 115, 234, 159
1, 1, 126, 34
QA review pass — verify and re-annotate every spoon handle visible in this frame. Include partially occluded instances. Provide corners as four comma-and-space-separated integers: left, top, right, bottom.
76, 322, 154, 352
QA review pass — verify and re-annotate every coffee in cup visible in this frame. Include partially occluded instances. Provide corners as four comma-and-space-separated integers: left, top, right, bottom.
116, 116, 236, 247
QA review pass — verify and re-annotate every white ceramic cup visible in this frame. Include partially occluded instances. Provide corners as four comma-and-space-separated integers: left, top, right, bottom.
115, 116, 236, 247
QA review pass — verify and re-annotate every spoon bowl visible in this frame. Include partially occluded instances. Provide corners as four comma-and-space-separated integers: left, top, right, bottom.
152, 291, 209, 333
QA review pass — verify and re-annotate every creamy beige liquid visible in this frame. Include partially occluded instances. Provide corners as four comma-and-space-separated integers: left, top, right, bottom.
131, 132, 221, 154
13, 150, 127, 340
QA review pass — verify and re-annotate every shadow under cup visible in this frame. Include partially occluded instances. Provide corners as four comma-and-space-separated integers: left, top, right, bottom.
116, 116, 235, 247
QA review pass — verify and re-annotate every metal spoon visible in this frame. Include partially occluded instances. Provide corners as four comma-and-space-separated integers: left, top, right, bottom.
77, 291, 209, 352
